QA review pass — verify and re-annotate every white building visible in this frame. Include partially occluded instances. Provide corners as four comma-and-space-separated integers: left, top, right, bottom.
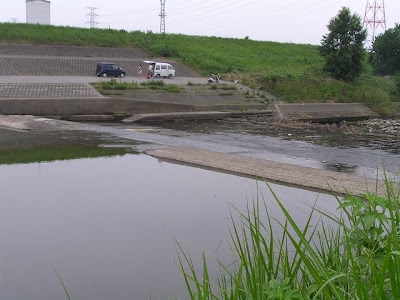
26, 0, 50, 25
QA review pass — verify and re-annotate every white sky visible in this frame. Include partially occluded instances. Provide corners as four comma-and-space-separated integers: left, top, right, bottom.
1, 0, 399, 45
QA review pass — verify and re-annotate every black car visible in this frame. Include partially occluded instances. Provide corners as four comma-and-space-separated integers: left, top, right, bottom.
96, 62, 126, 77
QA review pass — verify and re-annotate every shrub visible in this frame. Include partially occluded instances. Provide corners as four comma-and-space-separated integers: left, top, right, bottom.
140, 80, 165, 87
163, 84, 181, 93
113, 82, 130, 90
93, 80, 132, 91
218, 91, 233, 96
219, 84, 237, 90
395, 72, 400, 95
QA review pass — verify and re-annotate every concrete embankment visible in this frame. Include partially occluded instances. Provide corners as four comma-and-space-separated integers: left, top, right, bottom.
275, 103, 375, 122
146, 147, 386, 196
0, 97, 268, 117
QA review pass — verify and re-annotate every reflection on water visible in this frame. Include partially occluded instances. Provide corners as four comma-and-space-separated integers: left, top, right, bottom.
0, 127, 140, 165
0, 154, 338, 300
0, 144, 136, 165
322, 162, 358, 174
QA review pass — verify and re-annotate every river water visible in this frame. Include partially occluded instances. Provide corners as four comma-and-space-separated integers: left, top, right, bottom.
1, 119, 399, 299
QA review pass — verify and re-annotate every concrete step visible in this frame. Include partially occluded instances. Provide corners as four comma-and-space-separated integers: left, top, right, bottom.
122, 110, 273, 123
275, 103, 374, 122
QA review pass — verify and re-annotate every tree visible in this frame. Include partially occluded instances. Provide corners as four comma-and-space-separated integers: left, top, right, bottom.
369, 24, 400, 75
319, 7, 367, 81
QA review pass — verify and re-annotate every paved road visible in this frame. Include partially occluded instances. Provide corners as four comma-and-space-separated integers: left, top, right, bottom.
0, 75, 211, 85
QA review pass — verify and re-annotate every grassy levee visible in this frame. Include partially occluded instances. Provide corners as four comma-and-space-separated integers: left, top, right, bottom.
1, 23, 398, 113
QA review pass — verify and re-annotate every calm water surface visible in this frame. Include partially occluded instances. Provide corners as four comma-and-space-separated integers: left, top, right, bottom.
0, 154, 337, 300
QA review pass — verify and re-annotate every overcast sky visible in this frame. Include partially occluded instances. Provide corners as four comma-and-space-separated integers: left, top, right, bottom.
1, 0, 399, 45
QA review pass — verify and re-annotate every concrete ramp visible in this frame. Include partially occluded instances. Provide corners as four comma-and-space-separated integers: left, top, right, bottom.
147, 147, 386, 196
0, 43, 199, 77
275, 103, 374, 122
122, 110, 273, 123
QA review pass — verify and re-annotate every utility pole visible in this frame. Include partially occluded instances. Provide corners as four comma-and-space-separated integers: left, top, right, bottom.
159, 0, 166, 34
363, 0, 386, 47
86, 7, 99, 29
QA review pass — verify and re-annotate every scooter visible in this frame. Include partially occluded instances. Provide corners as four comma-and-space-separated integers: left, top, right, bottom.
208, 73, 220, 84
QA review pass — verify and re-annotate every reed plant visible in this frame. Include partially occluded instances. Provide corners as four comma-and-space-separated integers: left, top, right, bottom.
176, 174, 400, 299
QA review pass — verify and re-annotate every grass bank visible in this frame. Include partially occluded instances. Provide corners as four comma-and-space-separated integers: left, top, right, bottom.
0, 23, 398, 113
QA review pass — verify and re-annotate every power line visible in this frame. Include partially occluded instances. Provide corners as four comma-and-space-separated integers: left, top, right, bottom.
166, 0, 260, 27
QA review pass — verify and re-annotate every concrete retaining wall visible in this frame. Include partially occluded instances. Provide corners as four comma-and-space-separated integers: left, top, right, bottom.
0, 97, 266, 116
275, 103, 374, 122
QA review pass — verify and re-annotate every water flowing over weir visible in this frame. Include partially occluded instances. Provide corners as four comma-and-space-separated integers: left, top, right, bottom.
1, 117, 399, 299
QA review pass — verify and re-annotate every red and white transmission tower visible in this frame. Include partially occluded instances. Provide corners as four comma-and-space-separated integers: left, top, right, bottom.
363, 0, 386, 46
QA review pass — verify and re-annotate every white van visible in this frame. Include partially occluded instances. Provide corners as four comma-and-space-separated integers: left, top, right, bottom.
143, 61, 176, 78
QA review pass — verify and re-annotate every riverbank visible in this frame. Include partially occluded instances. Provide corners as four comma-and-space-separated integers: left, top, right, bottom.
1, 24, 398, 115
241, 116, 400, 135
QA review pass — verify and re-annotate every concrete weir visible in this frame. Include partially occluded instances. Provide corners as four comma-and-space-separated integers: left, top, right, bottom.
146, 147, 385, 196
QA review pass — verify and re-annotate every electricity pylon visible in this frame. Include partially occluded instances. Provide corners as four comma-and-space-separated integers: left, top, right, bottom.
159, 0, 166, 34
86, 7, 99, 29
363, 0, 386, 47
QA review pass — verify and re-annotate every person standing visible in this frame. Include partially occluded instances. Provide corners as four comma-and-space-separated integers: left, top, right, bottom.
148, 63, 153, 77
138, 64, 143, 77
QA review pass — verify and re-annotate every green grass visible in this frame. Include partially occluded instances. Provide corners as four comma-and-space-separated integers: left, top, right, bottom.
219, 84, 238, 91
218, 91, 234, 96
164, 84, 182, 93
259, 74, 396, 114
92, 79, 182, 93
1, 22, 399, 113
177, 173, 400, 299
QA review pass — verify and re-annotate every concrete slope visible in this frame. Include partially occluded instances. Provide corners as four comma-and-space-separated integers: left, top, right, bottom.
275, 103, 374, 122
0, 43, 199, 77
147, 147, 386, 196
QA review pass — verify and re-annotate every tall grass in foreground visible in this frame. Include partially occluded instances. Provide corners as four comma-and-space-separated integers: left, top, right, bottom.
177, 175, 400, 299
